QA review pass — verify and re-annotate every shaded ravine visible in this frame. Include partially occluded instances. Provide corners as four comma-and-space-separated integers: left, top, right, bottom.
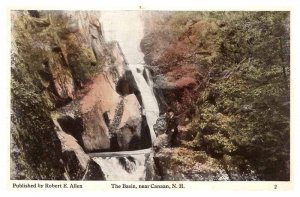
89, 11, 159, 180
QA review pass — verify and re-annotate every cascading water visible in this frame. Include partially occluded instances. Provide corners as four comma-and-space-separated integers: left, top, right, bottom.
91, 11, 159, 180
93, 154, 148, 181
129, 64, 159, 143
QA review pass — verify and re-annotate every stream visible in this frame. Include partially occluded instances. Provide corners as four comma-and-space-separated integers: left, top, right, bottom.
91, 11, 159, 181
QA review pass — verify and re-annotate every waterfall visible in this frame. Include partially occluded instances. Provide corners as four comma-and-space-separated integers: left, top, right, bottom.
129, 64, 159, 143
100, 11, 145, 64
91, 11, 159, 180
93, 154, 148, 181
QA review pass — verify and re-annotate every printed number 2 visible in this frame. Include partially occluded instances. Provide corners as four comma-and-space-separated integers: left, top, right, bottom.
274, 184, 278, 189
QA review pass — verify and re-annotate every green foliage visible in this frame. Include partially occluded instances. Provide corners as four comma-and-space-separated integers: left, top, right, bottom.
195, 12, 290, 180
203, 132, 237, 155
10, 11, 71, 179
146, 11, 290, 180
68, 45, 101, 86
11, 55, 64, 179
11, 11, 107, 179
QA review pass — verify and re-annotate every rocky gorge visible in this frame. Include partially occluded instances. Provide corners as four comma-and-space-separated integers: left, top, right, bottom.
11, 10, 157, 180
11, 10, 290, 181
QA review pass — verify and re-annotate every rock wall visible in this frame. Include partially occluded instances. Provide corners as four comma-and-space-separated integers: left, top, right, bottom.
11, 10, 149, 180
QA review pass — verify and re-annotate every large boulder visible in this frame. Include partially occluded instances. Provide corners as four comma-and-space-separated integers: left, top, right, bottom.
79, 70, 146, 152
117, 94, 142, 150
80, 73, 121, 151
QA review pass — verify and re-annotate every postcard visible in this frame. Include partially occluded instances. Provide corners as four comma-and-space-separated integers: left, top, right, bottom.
3, 0, 297, 193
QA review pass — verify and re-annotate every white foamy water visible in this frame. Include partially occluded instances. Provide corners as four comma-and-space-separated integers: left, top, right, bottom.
100, 11, 159, 143
93, 155, 147, 181
100, 11, 145, 64
129, 64, 159, 143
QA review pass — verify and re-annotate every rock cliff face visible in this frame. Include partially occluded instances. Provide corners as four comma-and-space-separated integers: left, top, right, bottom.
11, 10, 148, 180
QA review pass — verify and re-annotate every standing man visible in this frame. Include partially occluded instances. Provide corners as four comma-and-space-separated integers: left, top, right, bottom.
166, 109, 179, 147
